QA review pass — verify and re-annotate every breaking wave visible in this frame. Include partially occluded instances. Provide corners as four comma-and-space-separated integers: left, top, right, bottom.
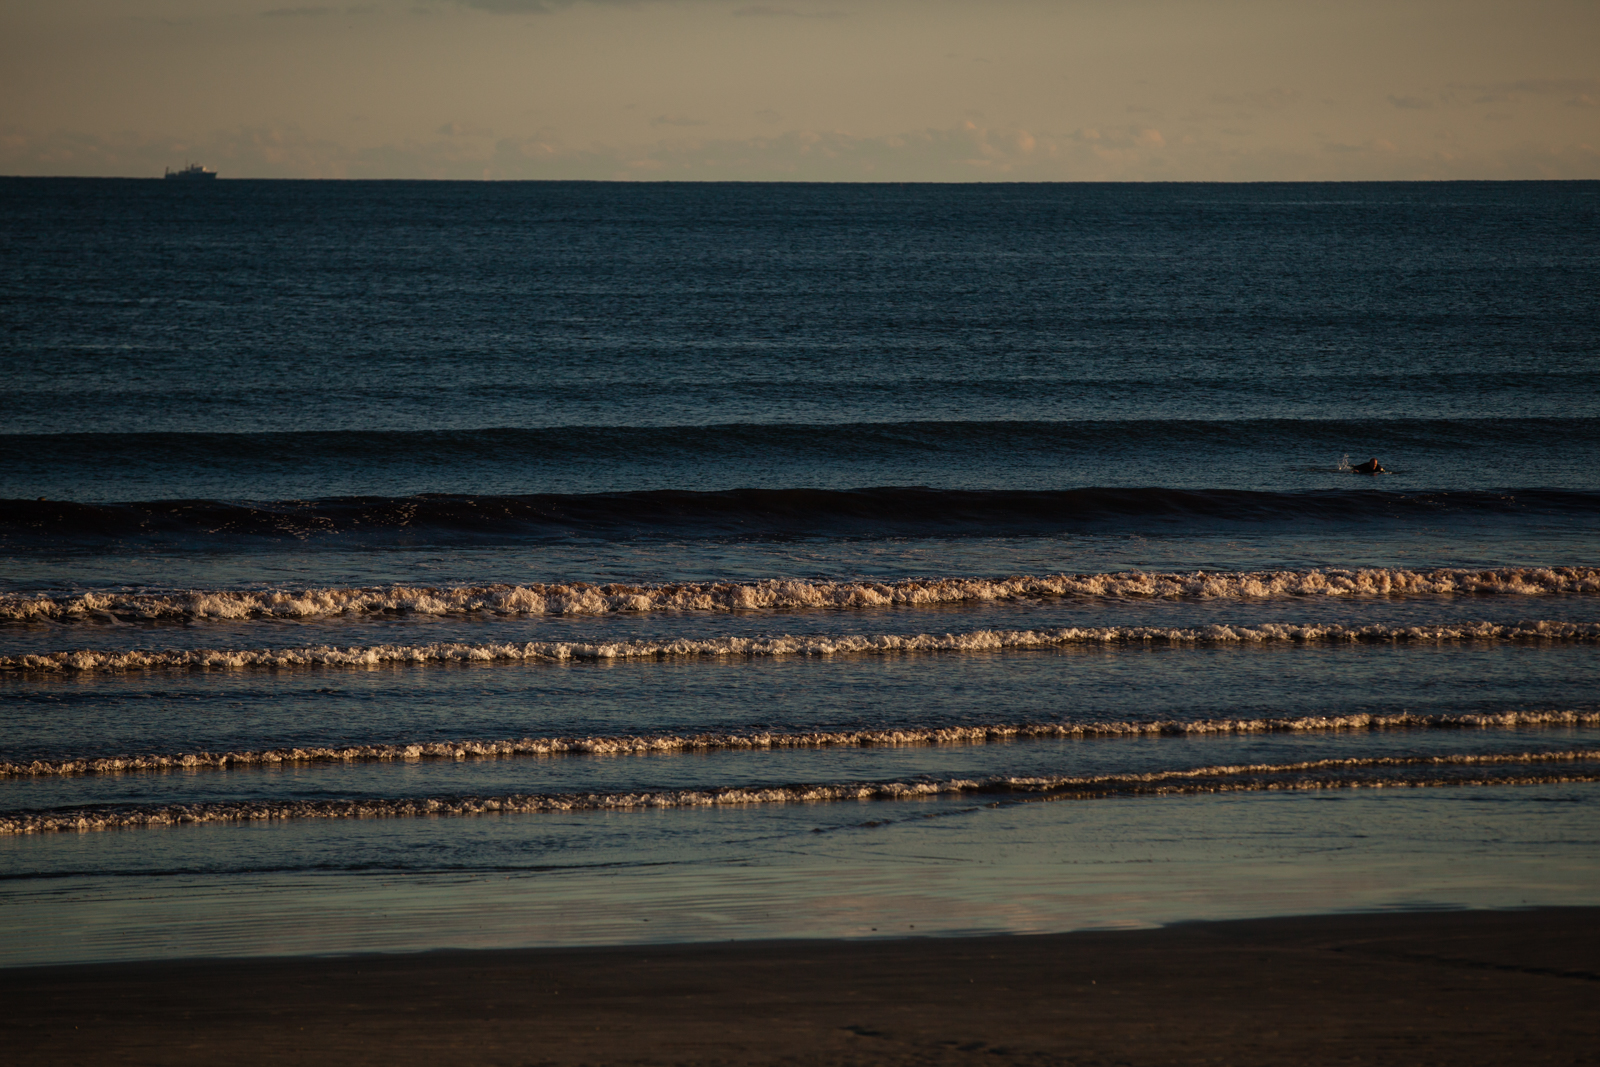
5, 619, 1598, 675
6, 566, 1599, 623
12, 563, 1600, 620
8, 709, 1598, 778
5, 750, 1595, 834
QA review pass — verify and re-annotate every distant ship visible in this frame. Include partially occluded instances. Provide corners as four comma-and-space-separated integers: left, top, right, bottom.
164, 163, 217, 180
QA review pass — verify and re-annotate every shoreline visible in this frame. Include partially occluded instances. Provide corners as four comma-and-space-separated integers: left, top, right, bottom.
7, 907, 1597, 1065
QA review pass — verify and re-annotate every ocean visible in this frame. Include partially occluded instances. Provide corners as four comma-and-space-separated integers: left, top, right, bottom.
2, 178, 1597, 966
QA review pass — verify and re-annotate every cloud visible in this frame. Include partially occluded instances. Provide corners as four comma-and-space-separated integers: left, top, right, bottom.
436, 0, 851, 15
0, 124, 356, 179
1462, 78, 1600, 105
1386, 95, 1431, 110
1212, 88, 1301, 112
458, 0, 562, 11
1497, 79, 1600, 96
5, 118, 1599, 182
1067, 125, 1165, 148
533, 122, 1151, 180
454, 0, 642, 11
650, 116, 708, 128
447, 0, 847, 14
733, 5, 846, 17
405, 123, 1103, 181
262, 3, 376, 12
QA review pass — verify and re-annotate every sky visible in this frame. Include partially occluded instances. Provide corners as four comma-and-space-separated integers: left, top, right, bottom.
1, 0, 1596, 180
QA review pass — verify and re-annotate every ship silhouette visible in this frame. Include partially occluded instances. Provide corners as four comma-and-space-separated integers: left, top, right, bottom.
164, 163, 217, 180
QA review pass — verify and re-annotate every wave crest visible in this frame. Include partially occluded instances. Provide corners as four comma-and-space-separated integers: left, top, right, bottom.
8, 710, 1598, 778
6, 566, 1598, 622
5, 620, 1600, 675
5, 750, 1595, 834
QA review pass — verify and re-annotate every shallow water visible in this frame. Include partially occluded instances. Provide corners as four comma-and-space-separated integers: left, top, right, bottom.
3, 784, 1595, 967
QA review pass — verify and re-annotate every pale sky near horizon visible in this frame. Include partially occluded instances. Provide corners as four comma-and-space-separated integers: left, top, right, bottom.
2, 0, 1596, 180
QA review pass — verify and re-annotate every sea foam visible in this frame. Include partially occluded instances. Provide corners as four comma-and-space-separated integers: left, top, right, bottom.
7, 709, 1597, 778
5, 619, 1598, 674
4, 566, 1597, 623
4, 749, 1594, 834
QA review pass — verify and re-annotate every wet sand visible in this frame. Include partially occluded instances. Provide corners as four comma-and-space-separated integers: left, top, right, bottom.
6, 908, 1597, 1066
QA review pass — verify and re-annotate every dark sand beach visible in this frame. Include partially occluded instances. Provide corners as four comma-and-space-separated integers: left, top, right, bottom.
7, 908, 1597, 1066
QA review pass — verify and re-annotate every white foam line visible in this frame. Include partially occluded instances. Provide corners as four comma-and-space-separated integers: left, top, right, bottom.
5, 750, 1596, 834
5, 566, 1598, 622
7, 709, 1599, 778
5, 620, 1599, 675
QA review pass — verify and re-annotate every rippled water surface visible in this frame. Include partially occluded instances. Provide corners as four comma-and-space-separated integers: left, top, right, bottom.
2, 179, 1597, 964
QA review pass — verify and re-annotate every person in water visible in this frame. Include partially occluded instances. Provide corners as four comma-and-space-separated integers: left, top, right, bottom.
1352, 458, 1386, 474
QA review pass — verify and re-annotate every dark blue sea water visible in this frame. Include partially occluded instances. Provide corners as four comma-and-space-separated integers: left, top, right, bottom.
2, 179, 1598, 964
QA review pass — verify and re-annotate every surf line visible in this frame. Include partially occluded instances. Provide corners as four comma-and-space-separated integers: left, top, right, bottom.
6, 566, 1600, 622
8, 710, 1599, 778
5, 750, 1597, 834
6, 620, 1600, 674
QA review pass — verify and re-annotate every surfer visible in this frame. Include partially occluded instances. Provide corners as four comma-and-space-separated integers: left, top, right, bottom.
1351, 458, 1386, 474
